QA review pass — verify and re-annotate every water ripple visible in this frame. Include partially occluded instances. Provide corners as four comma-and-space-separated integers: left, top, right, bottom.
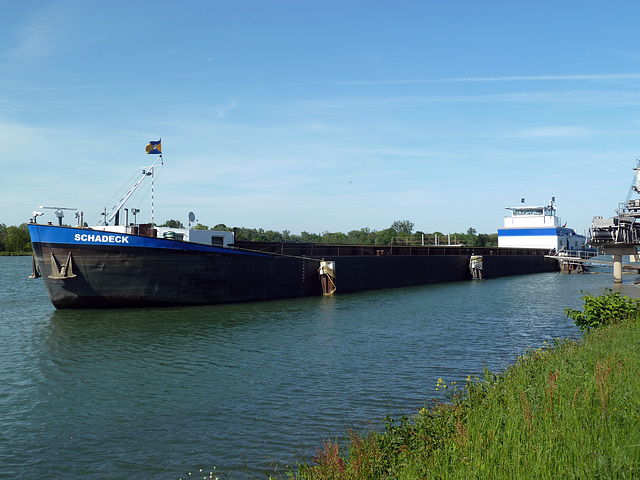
1, 256, 637, 478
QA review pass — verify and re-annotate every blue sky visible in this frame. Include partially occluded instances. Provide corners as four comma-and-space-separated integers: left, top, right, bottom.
3, 1, 640, 235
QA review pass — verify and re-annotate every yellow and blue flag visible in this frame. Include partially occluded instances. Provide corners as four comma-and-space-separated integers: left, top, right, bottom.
145, 139, 162, 154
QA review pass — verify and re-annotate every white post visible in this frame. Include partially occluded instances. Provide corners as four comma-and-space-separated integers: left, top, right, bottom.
613, 254, 623, 283
151, 167, 155, 224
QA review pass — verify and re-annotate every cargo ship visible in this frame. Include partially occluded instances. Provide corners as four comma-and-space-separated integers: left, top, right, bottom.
27, 222, 558, 309
27, 149, 558, 309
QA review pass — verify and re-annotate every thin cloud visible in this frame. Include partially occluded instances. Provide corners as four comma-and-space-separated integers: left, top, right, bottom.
4, 5, 63, 63
209, 102, 238, 118
517, 126, 592, 138
292, 90, 640, 109
300, 73, 640, 86
2, 1, 89, 66
435, 73, 640, 83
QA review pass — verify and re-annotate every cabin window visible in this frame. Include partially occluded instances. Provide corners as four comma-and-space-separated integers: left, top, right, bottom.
211, 236, 224, 246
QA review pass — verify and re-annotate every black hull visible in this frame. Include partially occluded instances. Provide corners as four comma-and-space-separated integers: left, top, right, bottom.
31, 238, 559, 309
32, 243, 322, 308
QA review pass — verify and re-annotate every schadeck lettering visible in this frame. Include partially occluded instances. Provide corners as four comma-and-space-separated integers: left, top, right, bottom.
74, 233, 129, 244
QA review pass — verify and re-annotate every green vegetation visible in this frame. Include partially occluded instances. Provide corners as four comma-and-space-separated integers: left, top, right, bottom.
566, 289, 640, 331
0, 223, 31, 255
278, 292, 640, 479
191, 220, 497, 247
160, 219, 185, 229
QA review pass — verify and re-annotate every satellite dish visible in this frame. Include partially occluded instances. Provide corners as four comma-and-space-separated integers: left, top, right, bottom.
188, 212, 196, 223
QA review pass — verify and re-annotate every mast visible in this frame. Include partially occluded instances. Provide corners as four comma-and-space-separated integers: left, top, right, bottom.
148, 138, 162, 225
104, 151, 163, 225
151, 165, 155, 224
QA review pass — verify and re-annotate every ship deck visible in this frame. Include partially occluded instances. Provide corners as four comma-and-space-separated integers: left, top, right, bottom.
232, 241, 550, 258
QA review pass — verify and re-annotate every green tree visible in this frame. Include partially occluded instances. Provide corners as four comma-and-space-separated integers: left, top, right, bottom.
264, 230, 284, 242
475, 233, 498, 247
464, 227, 478, 246
161, 219, 184, 228
0, 223, 7, 252
375, 227, 396, 245
3, 224, 31, 252
391, 220, 414, 235
347, 229, 364, 244
319, 231, 346, 244
213, 223, 232, 231
348, 227, 378, 244
234, 227, 256, 241
299, 231, 321, 243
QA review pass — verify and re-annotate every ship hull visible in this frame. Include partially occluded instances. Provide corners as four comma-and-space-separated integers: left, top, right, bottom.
28, 224, 559, 309
31, 244, 323, 308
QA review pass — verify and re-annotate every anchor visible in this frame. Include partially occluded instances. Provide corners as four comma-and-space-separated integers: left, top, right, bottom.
49, 252, 77, 280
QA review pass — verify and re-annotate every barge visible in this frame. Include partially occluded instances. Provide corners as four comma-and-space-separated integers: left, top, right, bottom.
27, 146, 559, 309
28, 223, 558, 309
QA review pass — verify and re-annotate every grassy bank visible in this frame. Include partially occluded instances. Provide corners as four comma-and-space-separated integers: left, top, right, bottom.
282, 293, 640, 479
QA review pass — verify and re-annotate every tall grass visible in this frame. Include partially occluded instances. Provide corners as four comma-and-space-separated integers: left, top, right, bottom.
281, 293, 640, 479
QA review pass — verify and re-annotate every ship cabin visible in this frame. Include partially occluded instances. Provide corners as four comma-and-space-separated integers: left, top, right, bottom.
90, 224, 235, 247
497, 200, 586, 252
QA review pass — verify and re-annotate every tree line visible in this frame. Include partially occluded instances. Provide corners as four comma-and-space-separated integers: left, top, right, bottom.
0, 223, 31, 254
0, 220, 497, 254
164, 219, 498, 247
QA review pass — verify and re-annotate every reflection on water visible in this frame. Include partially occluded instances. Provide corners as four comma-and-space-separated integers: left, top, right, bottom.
1, 255, 638, 479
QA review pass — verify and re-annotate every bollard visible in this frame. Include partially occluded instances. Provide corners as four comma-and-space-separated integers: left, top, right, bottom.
613, 254, 623, 283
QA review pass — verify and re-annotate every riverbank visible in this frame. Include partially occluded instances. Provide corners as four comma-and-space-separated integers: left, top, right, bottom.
284, 297, 640, 479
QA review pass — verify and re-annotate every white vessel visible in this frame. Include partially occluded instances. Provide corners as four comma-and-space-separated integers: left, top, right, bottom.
498, 198, 586, 251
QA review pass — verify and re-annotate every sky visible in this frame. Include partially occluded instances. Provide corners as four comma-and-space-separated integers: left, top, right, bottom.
3, 1, 640, 236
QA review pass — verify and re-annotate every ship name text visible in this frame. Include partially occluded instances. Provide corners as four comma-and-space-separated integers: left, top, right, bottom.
74, 233, 130, 244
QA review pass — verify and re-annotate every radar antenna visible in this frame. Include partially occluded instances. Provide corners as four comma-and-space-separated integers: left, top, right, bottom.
39, 206, 77, 226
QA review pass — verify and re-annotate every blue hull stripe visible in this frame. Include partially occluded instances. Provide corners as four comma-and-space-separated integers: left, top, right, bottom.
28, 224, 269, 257
498, 228, 560, 236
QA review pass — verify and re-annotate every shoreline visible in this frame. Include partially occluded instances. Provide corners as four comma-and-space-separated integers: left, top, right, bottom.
284, 299, 640, 479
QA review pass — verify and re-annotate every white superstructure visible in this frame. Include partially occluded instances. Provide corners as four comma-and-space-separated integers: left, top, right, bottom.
92, 224, 235, 247
498, 199, 586, 251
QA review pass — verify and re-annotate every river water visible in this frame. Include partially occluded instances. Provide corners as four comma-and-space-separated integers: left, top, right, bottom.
1, 255, 636, 479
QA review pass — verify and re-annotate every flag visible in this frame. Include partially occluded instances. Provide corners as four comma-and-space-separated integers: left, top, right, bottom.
146, 139, 162, 154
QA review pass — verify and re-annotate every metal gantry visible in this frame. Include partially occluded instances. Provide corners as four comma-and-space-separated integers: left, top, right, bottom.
588, 161, 640, 282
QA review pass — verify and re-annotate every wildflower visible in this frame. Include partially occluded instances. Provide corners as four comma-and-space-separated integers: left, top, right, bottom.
436, 377, 447, 391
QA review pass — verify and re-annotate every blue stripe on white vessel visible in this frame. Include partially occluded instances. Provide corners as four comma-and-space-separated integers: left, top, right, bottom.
497, 228, 559, 236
